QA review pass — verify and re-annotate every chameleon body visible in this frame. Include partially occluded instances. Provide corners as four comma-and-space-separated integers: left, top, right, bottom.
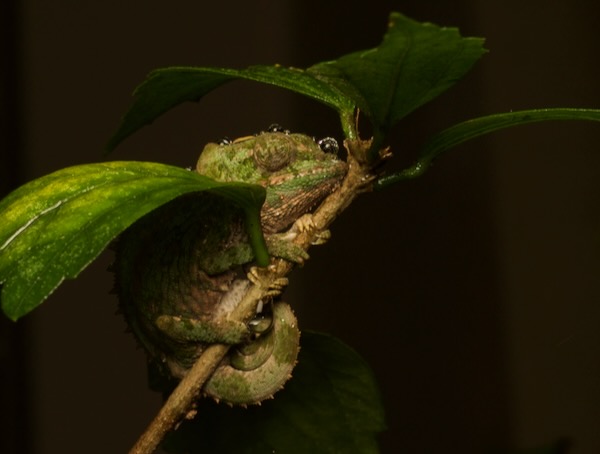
115, 130, 347, 404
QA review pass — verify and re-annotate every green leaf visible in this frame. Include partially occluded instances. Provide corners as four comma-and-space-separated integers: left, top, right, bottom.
163, 331, 386, 454
107, 12, 485, 152
309, 12, 486, 141
106, 65, 356, 152
375, 108, 600, 189
0, 162, 266, 321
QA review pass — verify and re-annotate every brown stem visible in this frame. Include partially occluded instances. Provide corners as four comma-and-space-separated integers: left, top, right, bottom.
129, 344, 229, 454
129, 139, 373, 454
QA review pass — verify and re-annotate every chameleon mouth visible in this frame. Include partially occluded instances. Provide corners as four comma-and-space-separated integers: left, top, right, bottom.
260, 160, 348, 233
264, 159, 348, 187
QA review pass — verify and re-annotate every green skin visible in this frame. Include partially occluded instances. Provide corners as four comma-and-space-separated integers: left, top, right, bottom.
115, 131, 347, 405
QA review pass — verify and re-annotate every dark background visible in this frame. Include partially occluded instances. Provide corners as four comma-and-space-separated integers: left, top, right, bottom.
1, 1, 599, 453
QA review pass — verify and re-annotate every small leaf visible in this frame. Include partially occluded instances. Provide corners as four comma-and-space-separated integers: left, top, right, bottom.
107, 12, 486, 151
309, 13, 486, 141
419, 108, 600, 163
163, 331, 386, 454
0, 162, 265, 320
375, 108, 600, 189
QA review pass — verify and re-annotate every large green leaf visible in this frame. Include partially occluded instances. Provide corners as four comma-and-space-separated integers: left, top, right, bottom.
107, 12, 485, 152
163, 331, 386, 454
309, 12, 486, 141
0, 162, 266, 320
106, 65, 356, 151
375, 108, 600, 188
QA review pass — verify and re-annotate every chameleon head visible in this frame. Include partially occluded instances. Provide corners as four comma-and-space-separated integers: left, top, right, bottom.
197, 130, 348, 232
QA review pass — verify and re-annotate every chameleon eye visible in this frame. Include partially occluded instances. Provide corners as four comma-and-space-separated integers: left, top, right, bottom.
253, 144, 293, 171
318, 137, 339, 154
253, 133, 294, 171
219, 137, 232, 145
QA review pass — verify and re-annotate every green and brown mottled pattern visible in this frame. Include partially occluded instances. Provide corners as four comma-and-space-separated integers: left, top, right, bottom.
115, 131, 347, 404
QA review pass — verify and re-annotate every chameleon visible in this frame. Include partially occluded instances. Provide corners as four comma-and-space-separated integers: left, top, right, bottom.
114, 126, 348, 405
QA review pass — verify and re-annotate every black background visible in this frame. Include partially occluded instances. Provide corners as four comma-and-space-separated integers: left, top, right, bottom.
1, 1, 599, 453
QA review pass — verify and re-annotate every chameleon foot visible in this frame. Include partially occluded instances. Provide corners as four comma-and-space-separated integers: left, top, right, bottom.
248, 266, 289, 298
293, 214, 331, 245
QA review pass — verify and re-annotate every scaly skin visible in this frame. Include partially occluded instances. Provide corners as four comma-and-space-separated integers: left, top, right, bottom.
115, 129, 347, 405
203, 302, 301, 405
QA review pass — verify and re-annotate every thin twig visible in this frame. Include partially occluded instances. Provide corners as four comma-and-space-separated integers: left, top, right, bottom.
129, 139, 373, 454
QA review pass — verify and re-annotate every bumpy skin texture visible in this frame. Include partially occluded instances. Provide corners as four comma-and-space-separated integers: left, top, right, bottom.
115, 131, 347, 404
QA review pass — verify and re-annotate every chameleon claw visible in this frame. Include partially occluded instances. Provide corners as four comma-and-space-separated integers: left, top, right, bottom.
311, 229, 331, 245
293, 214, 330, 245
248, 267, 289, 297
294, 214, 316, 233
271, 277, 289, 290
